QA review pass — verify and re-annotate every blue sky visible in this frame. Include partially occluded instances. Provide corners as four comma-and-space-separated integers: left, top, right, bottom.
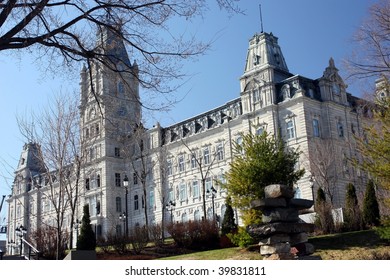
0, 0, 377, 225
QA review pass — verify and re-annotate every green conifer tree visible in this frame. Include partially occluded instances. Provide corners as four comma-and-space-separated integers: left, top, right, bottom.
363, 180, 380, 227
223, 132, 304, 226
221, 197, 237, 235
315, 188, 326, 206
77, 204, 96, 250
344, 183, 362, 231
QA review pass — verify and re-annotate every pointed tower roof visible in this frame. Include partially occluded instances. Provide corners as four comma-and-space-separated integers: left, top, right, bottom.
16, 142, 44, 174
242, 32, 289, 77
96, 25, 132, 68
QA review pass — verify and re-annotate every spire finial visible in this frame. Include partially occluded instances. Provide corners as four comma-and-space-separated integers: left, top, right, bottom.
259, 4, 264, 33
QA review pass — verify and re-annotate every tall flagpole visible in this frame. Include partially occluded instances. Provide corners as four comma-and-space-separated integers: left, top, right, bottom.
259, 4, 264, 33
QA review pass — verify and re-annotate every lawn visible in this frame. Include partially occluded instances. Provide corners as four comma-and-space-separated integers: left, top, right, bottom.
159, 230, 390, 260
97, 230, 390, 260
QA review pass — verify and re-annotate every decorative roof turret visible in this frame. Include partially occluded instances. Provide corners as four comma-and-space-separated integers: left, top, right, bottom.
243, 32, 289, 77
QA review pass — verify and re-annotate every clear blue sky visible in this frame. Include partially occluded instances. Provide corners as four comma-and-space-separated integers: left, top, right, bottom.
0, 0, 377, 226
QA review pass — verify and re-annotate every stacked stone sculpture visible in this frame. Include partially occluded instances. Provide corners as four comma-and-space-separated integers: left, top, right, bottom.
248, 184, 315, 260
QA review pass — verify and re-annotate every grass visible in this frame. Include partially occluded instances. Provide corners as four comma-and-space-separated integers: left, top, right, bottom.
96, 230, 390, 260
161, 247, 262, 260
158, 230, 390, 260
309, 230, 390, 260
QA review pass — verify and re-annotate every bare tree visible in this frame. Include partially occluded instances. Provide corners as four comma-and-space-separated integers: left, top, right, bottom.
306, 139, 341, 206
17, 92, 83, 259
119, 123, 156, 230
347, 0, 390, 80
155, 144, 169, 240
180, 139, 225, 220
0, 1, 242, 110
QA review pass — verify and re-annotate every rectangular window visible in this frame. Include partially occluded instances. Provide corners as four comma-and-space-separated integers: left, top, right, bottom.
167, 159, 172, 176
205, 177, 212, 193
178, 155, 185, 172
192, 180, 199, 198
85, 178, 90, 190
216, 144, 224, 161
115, 197, 122, 212
89, 147, 95, 161
115, 173, 121, 187
134, 195, 139, 210
203, 148, 210, 165
168, 189, 174, 202
191, 154, 197, 169
337, 121, 344, 138
114, 147, 120, 157
286, 120, 295, 139
313, 119, 320, 137
133, 172, 138, 185
95, 123, 100, 136
149, 190, 155, 208
179, 183, 187, 201
253, 89, 260, 103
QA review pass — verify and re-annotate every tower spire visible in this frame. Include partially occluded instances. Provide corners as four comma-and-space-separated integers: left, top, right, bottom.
259, 4, 264, 33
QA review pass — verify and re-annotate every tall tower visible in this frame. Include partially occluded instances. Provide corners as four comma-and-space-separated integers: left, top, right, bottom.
79, 26, 141, 238
7, 143, 44, 252
240, 32, 291, 114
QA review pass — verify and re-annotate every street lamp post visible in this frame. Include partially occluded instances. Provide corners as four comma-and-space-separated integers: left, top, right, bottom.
166, 201, 176, 223
123, 175, 129, 236
207, 186, 217, 220
119, 212, 126, 236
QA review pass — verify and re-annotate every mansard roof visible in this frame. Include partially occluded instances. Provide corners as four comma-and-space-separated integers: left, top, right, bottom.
161, 98, 242, 144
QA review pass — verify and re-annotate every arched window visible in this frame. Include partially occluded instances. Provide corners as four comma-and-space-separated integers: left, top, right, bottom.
194, 210, 201, 221
182, 212, 188, 223
117, 81, 125, 96
337, 121, 344, 138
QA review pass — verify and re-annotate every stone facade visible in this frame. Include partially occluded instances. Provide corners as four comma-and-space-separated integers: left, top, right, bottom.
6, 30, 370, 250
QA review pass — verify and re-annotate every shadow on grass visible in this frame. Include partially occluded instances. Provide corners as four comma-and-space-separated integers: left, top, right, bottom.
309, 229, 386, 250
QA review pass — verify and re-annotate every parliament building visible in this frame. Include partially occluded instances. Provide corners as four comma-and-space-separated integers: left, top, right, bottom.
6, 27, 370, 252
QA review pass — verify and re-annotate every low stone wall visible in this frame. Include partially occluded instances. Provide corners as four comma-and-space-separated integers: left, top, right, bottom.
248, 184, 315, 260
